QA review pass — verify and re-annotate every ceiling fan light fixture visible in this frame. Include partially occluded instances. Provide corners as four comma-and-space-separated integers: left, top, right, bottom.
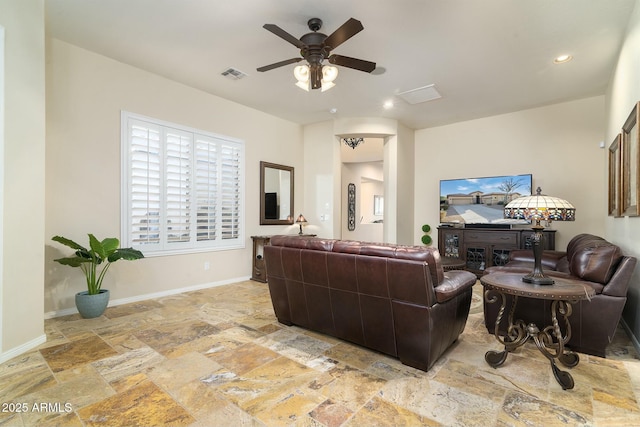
294, 63, 337, 91
295, 80, 310, 91
320, 81, 335, 92
294, 64, 311, 91
294, 64, 310, 82
320, 65, 338, 91
260, 17, 374, 93
322, 65, 338, 82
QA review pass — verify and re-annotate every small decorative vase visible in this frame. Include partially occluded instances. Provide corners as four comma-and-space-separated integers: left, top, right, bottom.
75, 289, 110, 318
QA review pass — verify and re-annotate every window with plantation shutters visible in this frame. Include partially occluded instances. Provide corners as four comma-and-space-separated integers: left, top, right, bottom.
122, 112, 244, 255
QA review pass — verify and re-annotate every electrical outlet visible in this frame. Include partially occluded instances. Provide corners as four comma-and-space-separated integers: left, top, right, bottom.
204, 262, 210, 270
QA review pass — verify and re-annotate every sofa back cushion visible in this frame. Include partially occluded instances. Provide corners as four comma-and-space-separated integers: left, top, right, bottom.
269, 236, 446, 287
567, 234, 623, 284
331, 240, 445, 286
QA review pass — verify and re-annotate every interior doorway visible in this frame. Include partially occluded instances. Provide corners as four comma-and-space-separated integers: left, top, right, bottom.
340, 137, 384, 242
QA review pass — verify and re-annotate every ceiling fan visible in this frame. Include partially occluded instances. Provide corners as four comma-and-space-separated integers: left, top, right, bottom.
257, 17, 376, 90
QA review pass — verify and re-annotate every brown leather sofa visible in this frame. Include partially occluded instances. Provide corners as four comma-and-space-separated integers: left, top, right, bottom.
482, 233, 637, 357
264, 235, 477, 371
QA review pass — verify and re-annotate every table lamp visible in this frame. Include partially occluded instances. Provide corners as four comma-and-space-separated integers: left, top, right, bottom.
503, 187, 575, 285
295, 213, 308, 235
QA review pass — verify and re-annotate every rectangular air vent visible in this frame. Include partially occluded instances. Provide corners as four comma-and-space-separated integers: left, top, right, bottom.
221, 67, 248, 80
397, 84, 442, 104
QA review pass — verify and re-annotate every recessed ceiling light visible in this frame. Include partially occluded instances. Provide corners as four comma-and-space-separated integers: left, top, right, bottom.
329, 108, 337, 114
383, 100, 394, 109
553, 54, 572, 64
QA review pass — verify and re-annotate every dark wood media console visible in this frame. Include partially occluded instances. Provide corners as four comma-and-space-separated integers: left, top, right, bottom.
437, 226, 556, 277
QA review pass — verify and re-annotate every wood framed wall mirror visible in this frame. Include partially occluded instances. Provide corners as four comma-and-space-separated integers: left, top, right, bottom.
260, 161, 294, 225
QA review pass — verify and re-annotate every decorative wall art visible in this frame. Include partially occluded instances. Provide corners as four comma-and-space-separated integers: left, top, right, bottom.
609, 133, 622, 217
348, 183, 356, 231
622, 101, 639, 217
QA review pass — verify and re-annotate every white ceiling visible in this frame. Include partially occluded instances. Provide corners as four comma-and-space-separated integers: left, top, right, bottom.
45, 0, 636, 130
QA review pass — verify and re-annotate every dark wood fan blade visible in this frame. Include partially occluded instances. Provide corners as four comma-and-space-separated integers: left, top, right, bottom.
323, 18, 364, 50
328, 54, 376, 73
257, 57, 303, 72
263, 24, 306, 49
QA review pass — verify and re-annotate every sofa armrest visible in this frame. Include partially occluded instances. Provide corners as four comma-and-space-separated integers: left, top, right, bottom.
509, 249, 567, 270
602, 256, 637, 297
434, 270, 476, 303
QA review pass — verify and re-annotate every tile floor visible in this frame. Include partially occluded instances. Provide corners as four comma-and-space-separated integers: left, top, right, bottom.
1, 281, 639, 426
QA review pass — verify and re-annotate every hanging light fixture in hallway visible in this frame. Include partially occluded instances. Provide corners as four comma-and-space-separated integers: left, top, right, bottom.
343, 137, 364, 149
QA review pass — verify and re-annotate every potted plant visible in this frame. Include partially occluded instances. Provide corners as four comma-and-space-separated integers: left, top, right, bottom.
52, 234, 144, 318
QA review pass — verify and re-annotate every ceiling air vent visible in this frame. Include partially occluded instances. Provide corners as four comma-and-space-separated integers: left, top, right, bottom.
221, 67, 248, 80
397, 84, 441, 104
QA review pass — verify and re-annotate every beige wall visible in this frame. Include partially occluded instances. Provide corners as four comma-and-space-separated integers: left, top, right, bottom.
414, 96, 606, 250
302, 121, 338, 238
0, 1, 46, 361
396, 123, 415, 244
605, 0, 640, 344
45, 39, 303, 315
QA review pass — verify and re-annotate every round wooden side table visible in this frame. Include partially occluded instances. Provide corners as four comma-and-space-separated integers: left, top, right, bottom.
480, 272, 595, 390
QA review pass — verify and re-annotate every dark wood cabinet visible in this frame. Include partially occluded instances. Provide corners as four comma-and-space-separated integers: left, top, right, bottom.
251, 234, 318, 283
251, 235, 271, 282
437, 227, 555, 277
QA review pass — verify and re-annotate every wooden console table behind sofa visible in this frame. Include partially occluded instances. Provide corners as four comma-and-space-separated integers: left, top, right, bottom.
251, 234, 316, 282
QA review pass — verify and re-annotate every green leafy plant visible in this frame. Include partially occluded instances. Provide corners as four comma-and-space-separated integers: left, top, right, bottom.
52, 234, 144, 295
421, 224, 432, 245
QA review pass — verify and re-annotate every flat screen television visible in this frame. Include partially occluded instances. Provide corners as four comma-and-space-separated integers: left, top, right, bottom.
440, 174, 533, 226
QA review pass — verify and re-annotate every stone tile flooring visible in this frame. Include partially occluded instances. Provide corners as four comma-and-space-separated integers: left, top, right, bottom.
1, 281, 639, 426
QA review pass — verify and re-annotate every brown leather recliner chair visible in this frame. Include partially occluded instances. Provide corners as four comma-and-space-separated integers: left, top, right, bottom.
264, 235, 477, 371
483, 233, 637, 357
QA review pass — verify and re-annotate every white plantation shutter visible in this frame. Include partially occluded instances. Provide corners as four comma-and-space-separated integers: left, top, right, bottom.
129, 122, 161, 245
122, 112, 244, 255
220, 143, 241, 240
165, 130, 192, 245
195, 136, 218, 241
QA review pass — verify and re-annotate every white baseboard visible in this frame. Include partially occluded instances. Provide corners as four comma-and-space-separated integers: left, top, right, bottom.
44, 276, 251, 319
0, 334, 47, 364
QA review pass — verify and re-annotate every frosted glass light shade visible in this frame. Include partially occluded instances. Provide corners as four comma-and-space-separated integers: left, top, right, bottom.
294, 65, 310, 82
322, 65, 338, 82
